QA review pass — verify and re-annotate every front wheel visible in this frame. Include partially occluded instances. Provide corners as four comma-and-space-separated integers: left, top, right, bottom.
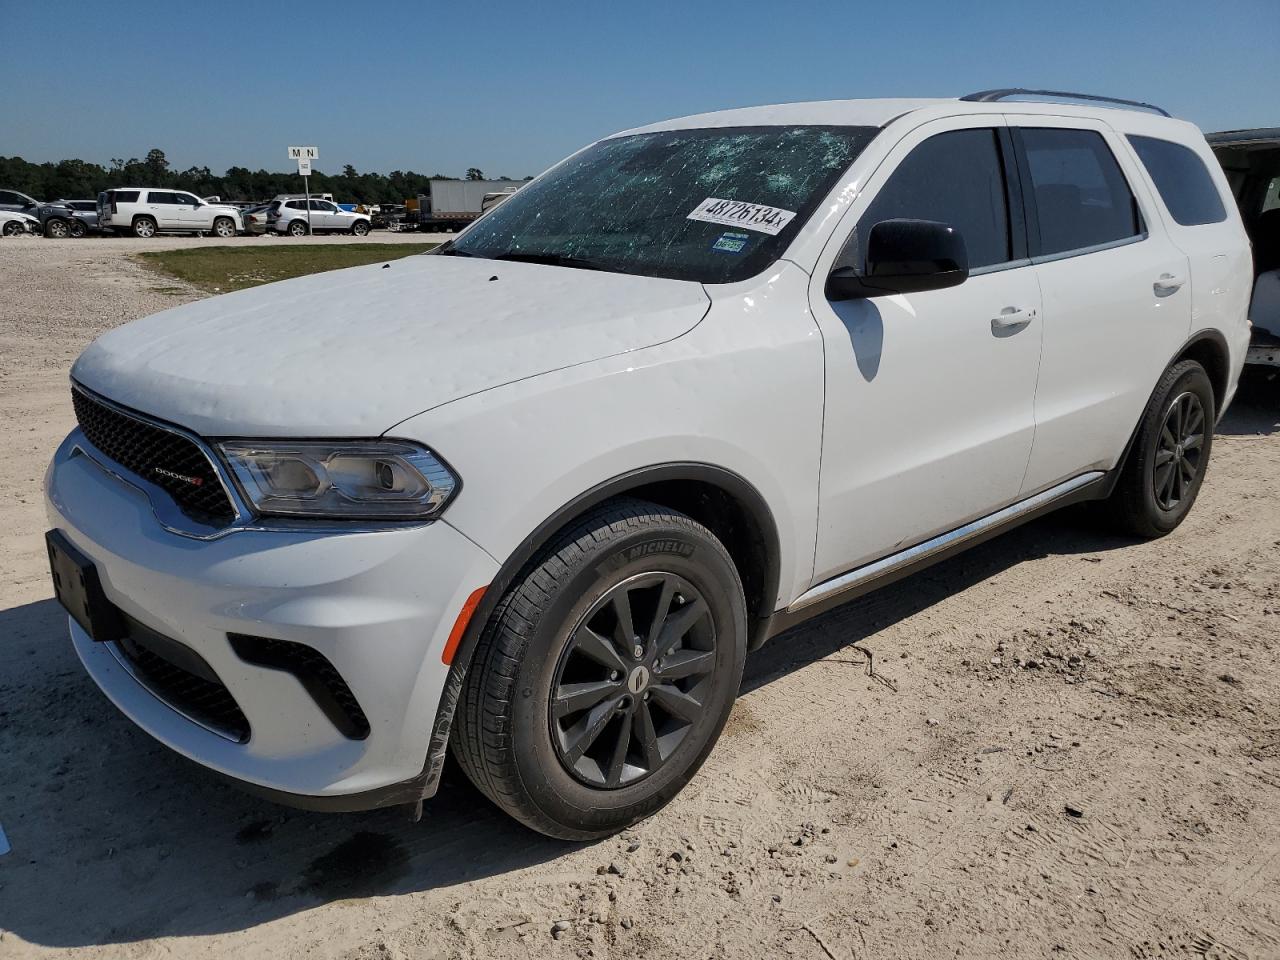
351, 220, 370, 237
212, 216, 236, 238
1102, 359, 1215, 538
68, 219, 87, 238
44, 218, 71, 239
452, 498, 747, 839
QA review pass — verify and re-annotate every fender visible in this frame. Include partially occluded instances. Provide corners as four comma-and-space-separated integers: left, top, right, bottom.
417, 461, 782, 800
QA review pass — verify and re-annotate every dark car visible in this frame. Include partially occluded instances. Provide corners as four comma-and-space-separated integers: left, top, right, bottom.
0, 189, 80, 238
57, 199, 102, 236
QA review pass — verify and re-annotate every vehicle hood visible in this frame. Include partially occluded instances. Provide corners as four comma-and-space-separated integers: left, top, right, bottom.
3, 211, 38, 223
72, 254, 711, 436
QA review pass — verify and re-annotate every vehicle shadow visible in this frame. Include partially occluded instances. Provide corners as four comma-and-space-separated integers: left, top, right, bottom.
0, 597, 574, 948
0, 410, 1253, 948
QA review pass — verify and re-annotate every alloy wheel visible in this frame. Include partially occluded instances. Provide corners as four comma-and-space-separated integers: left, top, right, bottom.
1153, 391, 1206, 510
47, 219, 69, 238
550, 572, 718, 789
214, 218, 235, 238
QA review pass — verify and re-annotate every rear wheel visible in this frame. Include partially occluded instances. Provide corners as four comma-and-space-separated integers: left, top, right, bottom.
288, 219, 308, 237
452, 498, 747, 839
131, 216, 157, 239
2, 221, 24, 236
1102, 359, 1215, 538
212, 216, 236, 238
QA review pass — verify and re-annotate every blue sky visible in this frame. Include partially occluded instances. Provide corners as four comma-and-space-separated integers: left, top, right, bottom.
1, 0, 1274, 178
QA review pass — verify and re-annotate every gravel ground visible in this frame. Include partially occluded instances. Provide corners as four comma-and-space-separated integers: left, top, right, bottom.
1, 238, 1278, 960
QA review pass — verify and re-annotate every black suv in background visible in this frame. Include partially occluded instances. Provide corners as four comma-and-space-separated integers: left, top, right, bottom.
0, 190, 80, 238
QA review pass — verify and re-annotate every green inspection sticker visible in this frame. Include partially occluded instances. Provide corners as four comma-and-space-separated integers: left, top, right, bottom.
711, 231, 751, 254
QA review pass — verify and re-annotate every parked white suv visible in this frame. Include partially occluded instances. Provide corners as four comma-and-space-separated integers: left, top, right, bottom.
98, 189, 244, 238
47, 91, 1251, 839
266, 198, 371, 236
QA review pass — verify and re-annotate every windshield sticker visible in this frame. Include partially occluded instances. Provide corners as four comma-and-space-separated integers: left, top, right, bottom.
687, 198, 796, 235
711, 231, 751, 254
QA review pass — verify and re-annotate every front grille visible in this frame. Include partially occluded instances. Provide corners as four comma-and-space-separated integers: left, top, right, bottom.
116, 622, 251, 743
230, 634, 370, 740
72, 386, 236, 526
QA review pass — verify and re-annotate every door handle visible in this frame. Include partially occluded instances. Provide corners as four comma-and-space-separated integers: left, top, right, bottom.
1154, 273, 1185, 296
991, 307, 1035, 332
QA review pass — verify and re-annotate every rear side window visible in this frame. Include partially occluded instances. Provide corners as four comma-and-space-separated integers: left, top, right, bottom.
147, 192, 178, 205
113, 191, 140, 203
1020, 128, 1142, 257
1127, 135, 1227, 226
286, 200, 306, 210
859, 128, 1011, 269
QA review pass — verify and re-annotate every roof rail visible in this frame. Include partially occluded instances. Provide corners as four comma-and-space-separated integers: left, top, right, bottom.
960, 88, 1171, 118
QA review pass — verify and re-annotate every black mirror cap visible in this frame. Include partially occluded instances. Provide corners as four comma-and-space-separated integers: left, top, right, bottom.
826, 218, 969, 300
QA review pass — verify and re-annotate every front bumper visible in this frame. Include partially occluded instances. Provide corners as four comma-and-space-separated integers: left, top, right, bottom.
45, 430, 498, 806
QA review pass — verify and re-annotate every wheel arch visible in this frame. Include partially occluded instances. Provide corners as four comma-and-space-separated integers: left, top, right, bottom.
1172, 329, 1231, 419
1106, 328, 1233, 496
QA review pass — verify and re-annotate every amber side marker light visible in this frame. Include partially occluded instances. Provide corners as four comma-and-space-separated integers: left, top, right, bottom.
442, 586, 487, 665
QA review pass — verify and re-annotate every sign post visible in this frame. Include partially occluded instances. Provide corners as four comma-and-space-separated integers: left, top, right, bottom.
288, 146, 319, 235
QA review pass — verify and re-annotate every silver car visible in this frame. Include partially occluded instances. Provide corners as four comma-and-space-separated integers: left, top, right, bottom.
268, 198, 371, 236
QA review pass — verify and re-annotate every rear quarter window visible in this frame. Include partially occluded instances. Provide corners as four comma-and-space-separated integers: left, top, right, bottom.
1127, 135, 1227, 227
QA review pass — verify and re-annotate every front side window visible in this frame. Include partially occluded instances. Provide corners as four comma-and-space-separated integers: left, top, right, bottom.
1127, 135, 1227, 226
1021, 128, 1142, 257
448, 125, 879, 283
856, 128, 1012, 269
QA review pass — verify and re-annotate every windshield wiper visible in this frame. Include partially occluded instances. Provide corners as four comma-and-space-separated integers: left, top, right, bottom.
434, 241, 474, 256
489, 251, 610, 272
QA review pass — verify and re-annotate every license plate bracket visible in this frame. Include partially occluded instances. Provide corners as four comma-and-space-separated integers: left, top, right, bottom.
46, 530, 124, 642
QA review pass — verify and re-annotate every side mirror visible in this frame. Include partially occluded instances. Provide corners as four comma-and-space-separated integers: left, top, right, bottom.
826, 218, 969, 301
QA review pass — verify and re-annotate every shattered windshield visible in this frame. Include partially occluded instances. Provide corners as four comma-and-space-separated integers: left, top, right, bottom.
445, 125, 878, 284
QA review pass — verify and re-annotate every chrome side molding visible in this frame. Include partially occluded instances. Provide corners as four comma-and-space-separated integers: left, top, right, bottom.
788, 471, 1107, 614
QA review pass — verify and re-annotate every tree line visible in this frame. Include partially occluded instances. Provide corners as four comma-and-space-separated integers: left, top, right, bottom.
0, 149, 532, 204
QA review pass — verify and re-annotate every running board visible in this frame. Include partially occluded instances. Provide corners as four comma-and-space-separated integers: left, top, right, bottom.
784, 471, 1107, 619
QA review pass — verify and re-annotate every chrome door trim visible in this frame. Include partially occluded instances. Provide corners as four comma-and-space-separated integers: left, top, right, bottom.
788, 471, 1106, 613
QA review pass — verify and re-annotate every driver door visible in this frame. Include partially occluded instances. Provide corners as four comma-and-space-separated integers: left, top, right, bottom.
807, 116, 1044, 583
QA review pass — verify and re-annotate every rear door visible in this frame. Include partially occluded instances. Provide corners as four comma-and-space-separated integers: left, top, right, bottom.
145, 191, 181, 229
1124, 131, 1254, 346
808, 116, 1045, 580
1008, 117, 1193, 493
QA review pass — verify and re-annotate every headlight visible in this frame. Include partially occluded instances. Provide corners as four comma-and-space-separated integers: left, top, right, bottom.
218, 440, 458, 520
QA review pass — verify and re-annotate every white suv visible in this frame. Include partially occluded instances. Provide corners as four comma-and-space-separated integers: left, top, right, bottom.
267, 198, 371, 236
47, 91, 1251, 839
98, 189, 244, 238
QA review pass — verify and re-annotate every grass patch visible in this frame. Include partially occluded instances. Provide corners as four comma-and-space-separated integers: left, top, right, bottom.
137, 243, 437, 293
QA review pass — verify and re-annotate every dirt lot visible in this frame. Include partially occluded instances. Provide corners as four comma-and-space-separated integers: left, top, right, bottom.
1, 236, 1278, 960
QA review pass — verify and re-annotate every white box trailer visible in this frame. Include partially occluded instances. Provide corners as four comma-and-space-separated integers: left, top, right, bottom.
423, 179, 523, 229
